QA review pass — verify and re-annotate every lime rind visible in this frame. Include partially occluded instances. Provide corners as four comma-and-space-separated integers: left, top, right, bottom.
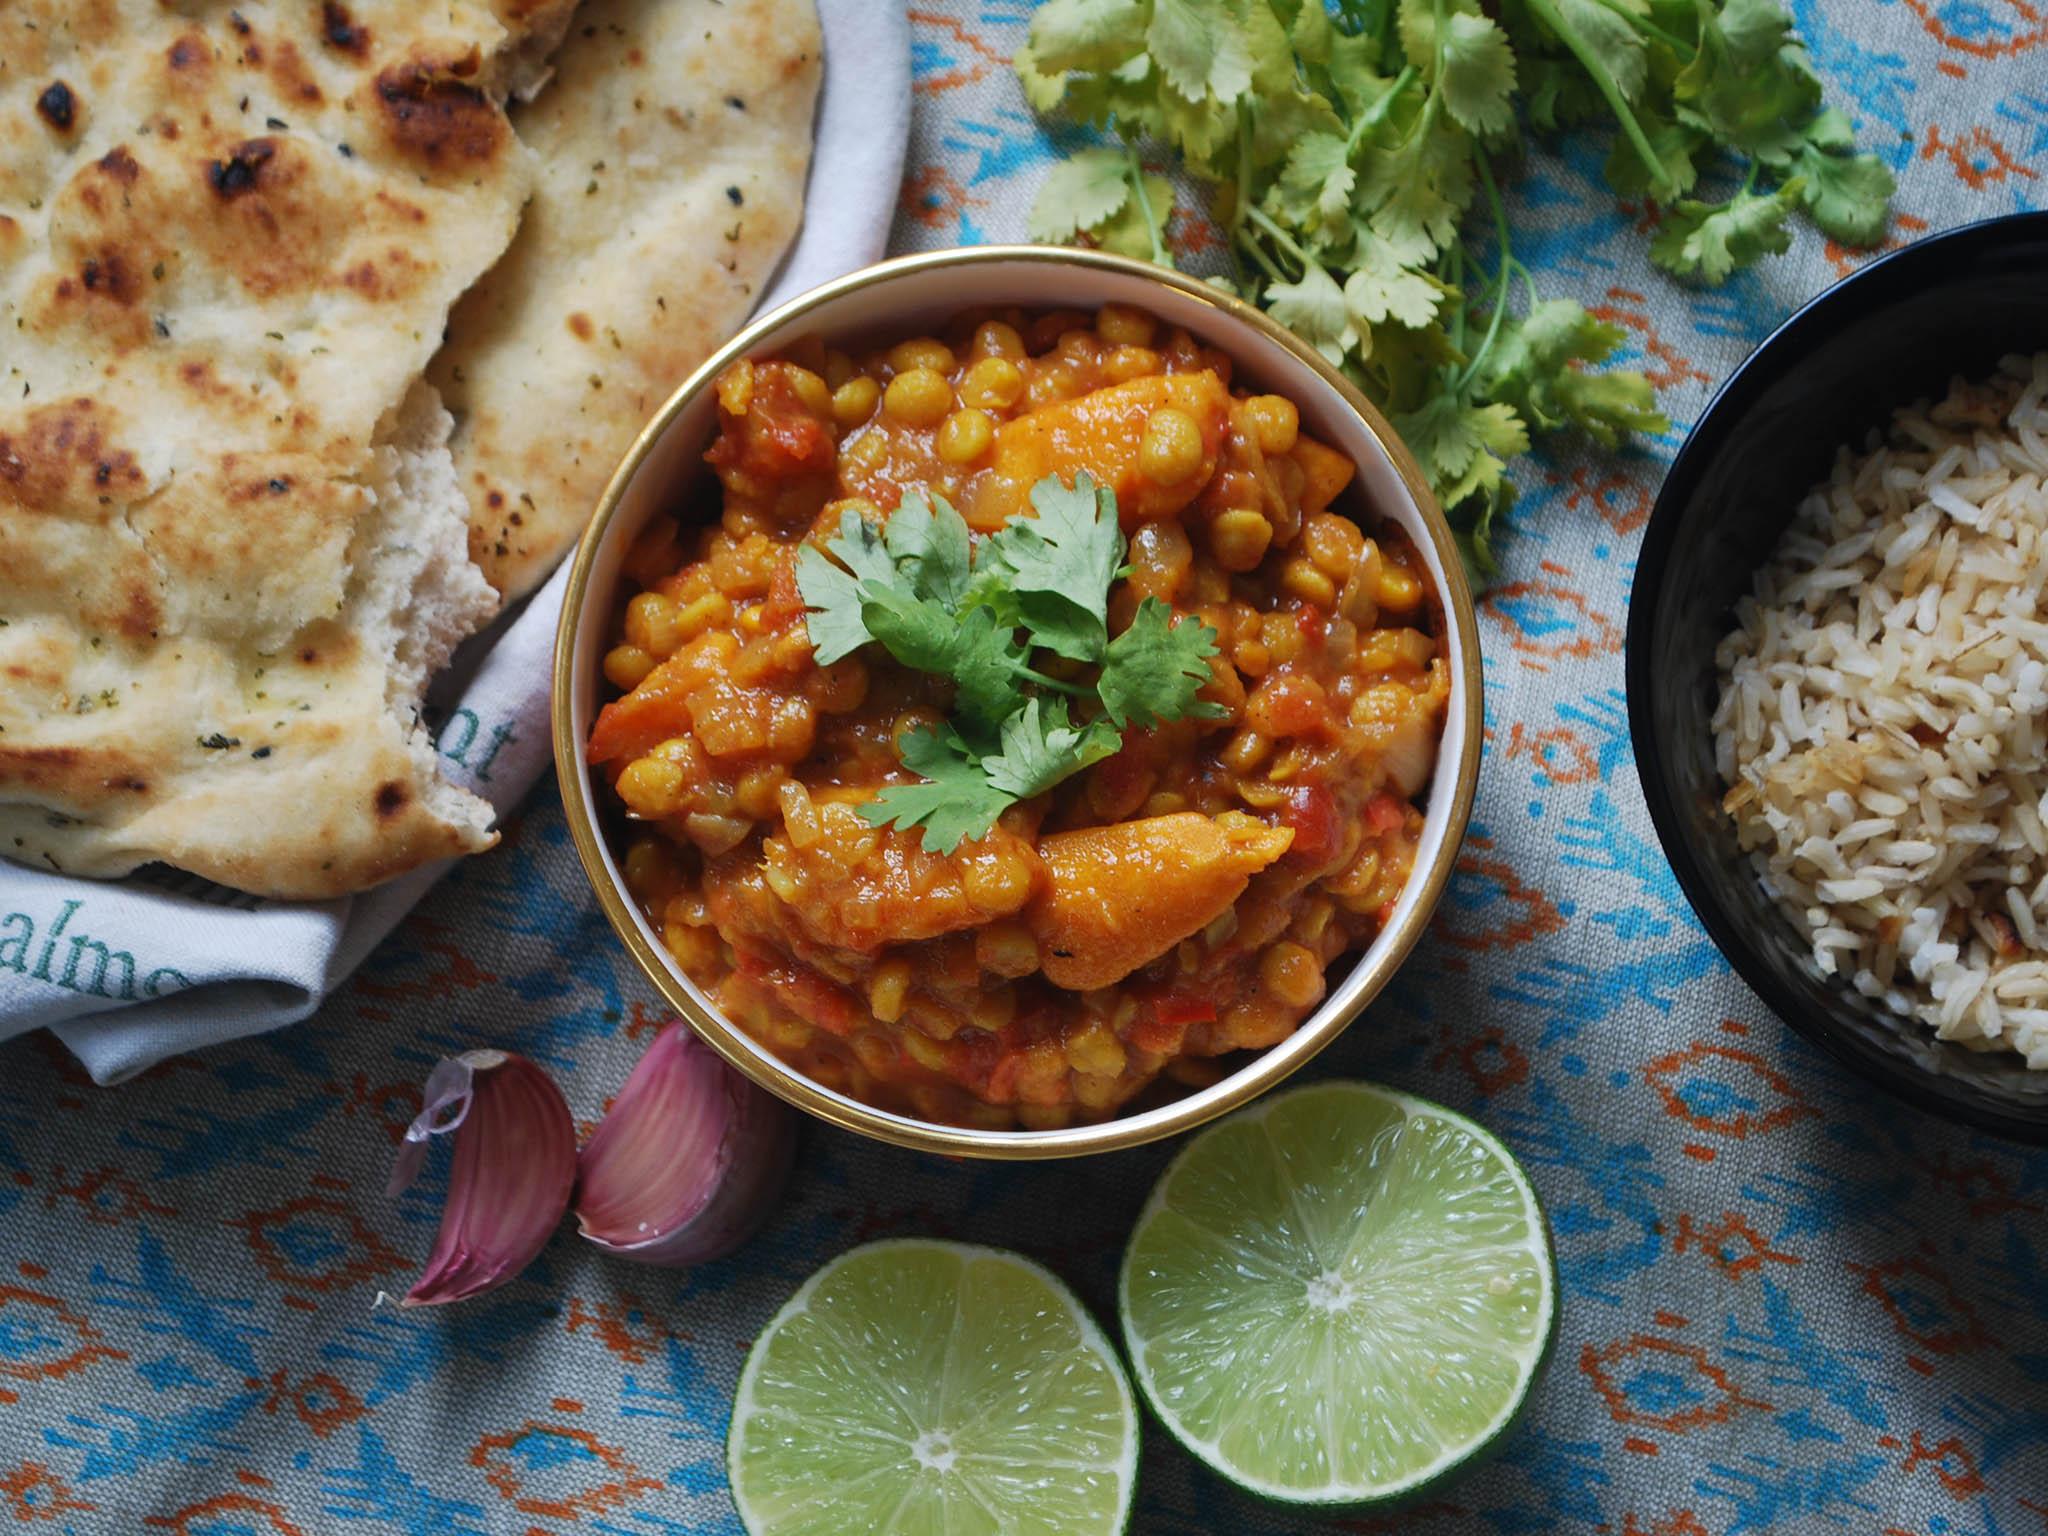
729, 1239, 1139, 1536
1118, 1082, 1558, 1508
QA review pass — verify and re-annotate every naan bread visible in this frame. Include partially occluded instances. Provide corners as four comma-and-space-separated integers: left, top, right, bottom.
0, 0, 572, 897
431, 0, 822, 598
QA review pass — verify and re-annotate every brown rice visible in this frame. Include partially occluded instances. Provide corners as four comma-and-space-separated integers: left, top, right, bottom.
1713, 352, 2048, 1070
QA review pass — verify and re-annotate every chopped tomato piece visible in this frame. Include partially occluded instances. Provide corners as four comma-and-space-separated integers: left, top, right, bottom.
1279, 784, 1343, 866
1363, 791, 1406, 836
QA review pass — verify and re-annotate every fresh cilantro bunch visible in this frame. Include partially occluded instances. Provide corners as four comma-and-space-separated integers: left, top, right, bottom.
1018, 0, 1894, 574
795, 475, 1223, 853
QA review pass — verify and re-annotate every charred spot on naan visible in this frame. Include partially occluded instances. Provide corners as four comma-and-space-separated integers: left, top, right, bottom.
375, 50, 509, 168
36, 81, 78, 133
321, 3, 372, 58
0, 399, 147, 514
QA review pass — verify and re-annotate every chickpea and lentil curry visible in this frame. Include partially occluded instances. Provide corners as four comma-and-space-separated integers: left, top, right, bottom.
588, 304, 1449, 1129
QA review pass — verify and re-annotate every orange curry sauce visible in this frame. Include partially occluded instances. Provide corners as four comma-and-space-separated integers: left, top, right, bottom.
587, 305, 1449, 1129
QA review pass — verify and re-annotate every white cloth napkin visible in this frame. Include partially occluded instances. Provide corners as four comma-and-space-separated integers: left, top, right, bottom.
0, 0, 912, 1084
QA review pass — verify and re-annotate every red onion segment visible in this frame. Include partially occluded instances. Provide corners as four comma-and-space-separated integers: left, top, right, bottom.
399, 1052, 576, 1307
575, 1023, 793, 1266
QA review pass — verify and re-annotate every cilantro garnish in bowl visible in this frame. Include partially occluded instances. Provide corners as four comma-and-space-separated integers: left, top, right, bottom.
1017, 0, 1895, 577
794, 474, 1224, 855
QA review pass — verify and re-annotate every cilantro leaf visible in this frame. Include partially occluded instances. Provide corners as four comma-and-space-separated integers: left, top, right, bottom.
1794, 143, 1894, 246
974, 474, 1125, 661
1148, 0, 1253, 104
1278, 131, 1357, 229
1026, 0, 1151, 75
1475, 299, 1670, 447
1344, 239, 1442, 329
858, 582, 966, 676
949, 606, 1032, 740
1029, 147, 1135, 244
858, 726, 1015, 855
793, 506, 893, 665
1266, 260, 1360, 366
1649, 179, 1805, 284
982, 697, 1123, 801
1602, 103, 1706, 200
881, 490, 973, 607
1087, 171, 1178, 261
1438, 12, 1519, 137
1672, 0, 1819, 164
1394, 396, 1529, 511
1098, 598, 1225, 729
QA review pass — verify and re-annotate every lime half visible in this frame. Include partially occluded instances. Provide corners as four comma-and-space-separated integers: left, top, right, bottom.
1120, 1081, 1556, 1507
729, 1239, 1138, 1536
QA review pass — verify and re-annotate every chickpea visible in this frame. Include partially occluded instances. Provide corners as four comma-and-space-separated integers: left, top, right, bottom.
883, 367, 954, 428
603, 643, 655, 690
1243, 394, 1300, 455
971, 320, 1026, 360
1280, 558, 1338, 609
961, 847, 1034, 912
970, 986, 1017, 1032
1066, 1018, 1129, 1077
1222, 728, 1272, 774
867, 959, 913, 1024
840, 429, 889, 477
787, 365, 833, 417
618, 756, 686, 817
1208, 509, 1274, 573
959, 356, 1024, 411
1301, 512, 1363, 575
1026, 366, 1082, 410
735, 765, 788, 820
831, 375, 880, 427
822, 349, 855, 389
1104, 345, 1162, 383
1139, 405, 1206, 485
1262, 610, 1305, 664
1233, 637, 1272, 677
1260, 941, 1325, 1009
975, 919, 1040, 978
901, 1028, 952, 1075
625, 591, 682, 656
1096, 303, 1158, 349
936, 407, 995, 465
888, 337, 956, 375
1376, 562, 1424, 612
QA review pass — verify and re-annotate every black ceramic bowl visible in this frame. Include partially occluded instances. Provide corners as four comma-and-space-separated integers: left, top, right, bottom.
1628, 211, 2048, 1143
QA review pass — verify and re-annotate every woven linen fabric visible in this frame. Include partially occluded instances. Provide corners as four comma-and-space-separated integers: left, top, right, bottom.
4, 2, 2048, 1531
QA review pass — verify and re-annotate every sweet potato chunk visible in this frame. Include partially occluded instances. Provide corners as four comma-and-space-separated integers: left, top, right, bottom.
972, 371, 1230, 530
1028, 811, 1294, 991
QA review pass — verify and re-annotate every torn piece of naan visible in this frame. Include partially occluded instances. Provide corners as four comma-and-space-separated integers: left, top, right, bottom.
0, 0, 573, 897
432, 0, 822, 599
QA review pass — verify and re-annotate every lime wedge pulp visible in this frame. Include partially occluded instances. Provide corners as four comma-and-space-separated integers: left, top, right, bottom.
1119, 1082, 1557, 1507
729, 1240, 1138, 1536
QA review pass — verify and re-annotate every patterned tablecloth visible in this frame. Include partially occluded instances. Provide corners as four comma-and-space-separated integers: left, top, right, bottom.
5, 3, 2048, 1531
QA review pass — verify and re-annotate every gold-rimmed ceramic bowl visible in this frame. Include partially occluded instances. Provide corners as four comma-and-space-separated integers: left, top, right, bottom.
552, 246, 1483, 1158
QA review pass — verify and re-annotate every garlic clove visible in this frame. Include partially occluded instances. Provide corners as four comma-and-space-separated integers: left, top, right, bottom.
576, 1022, 793, 1266
392, 1049, 576, 1307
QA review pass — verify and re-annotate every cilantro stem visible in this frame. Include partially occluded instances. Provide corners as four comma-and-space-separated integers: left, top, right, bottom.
1588, 0, 1695, 58
1239, 229, 1289, 286
1345, 64, 1419, 157
1014, 665, 1095, 700
1246, 205, 1313, 271
1124, 145, 1171, 269
1523, 0, 1679, 203
1451, 156, 1516, 395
